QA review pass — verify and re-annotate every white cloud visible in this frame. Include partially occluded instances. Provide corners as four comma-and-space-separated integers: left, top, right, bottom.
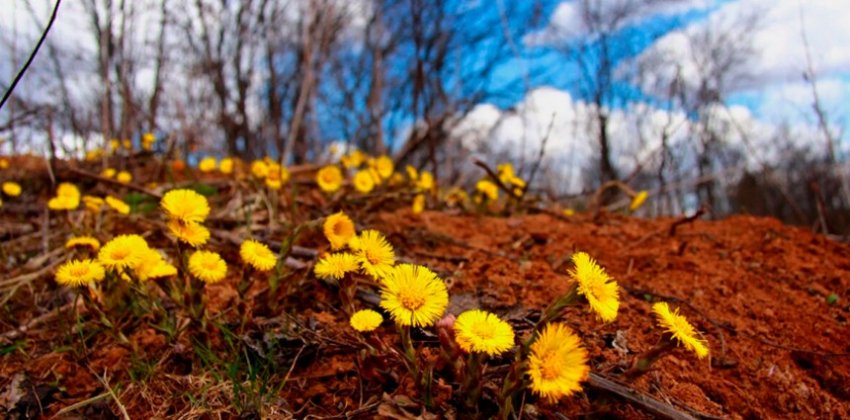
525, 0, 715, 46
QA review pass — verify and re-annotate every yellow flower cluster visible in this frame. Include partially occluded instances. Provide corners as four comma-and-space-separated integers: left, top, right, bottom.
239, 239, 277, 271
47, 183, 80, 210
161, 189, 211, 247
2, 181, 21, 197
250, 158, 290, 190
95, 234, 177, 281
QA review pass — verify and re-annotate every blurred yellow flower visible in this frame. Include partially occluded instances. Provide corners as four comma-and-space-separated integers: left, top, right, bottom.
350, 229, 395, 279
98, 234, 148, 270
405, 165, 418, 182
188, 250, 228, 283
323, 212, 355, 250
161, 189, 210, 224
0, 158, 9, 169
122, 139, 132, 150
374, 155, 394, 179
240, 239, 277, 271
142, 133, 155, 151
167, 220, 210, 247
250, 160, 269, 178
652, 302, 709, 359
265, 164, 290, 190
48, 183, 81, 210
454, 310, 515, 356
350, 309, 383, 332
2, 181, 21, 197
219, 157, 234, 174
527, 323, 589, 403
317, 165, 343, 193
417, 171, 434, 191
563, 208, 575, 217
341, 150, 366, 168
314, 252, 360, 279
110, 139, 120, 152
199, 156, 217, 173
630, 190, 649, 211
65, 236, 101, 251
476, 179, 499, 201
55, 259, 105, 287
82, 195, 104, 213
105, 196, 130, 215
134, 248, 177, 281
116, 171, 132, 184
570, 252, 619, 323
353, 169, 375, 193
412, 194, 425, 214
101, 168, 116, 179
379, 264, 448, 327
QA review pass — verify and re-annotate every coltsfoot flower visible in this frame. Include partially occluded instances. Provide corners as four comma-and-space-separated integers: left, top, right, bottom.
65, 236, 101, 251
161, 189, 210, 224
527, 323, 589, 403
350, 230, 395, 279
350, 309, 383, 332
240, 239, 277, 271
314, 252, 359, 279
652, 302, 709, 359
379, 264, 448, 327
317, 165, 343, 192
188, 250, 228, 283
570, 252, 619, 322
167, 220, 210, 247
454, 310, 515, 356
323, 212, 356, 250
98, 234, 148, 270
55, 259, 105, 287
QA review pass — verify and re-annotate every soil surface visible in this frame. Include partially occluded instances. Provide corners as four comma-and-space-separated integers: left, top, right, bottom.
1, 159, 849, 419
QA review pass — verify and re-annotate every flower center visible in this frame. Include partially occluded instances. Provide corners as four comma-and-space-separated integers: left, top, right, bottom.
202, 259, 218, 270
70, 266, 89, 277
540, 354, 563, 380
399, 289, 426, 311
110, 249, 130, 260
471, 322, 496, 340
365, 250, 382, 265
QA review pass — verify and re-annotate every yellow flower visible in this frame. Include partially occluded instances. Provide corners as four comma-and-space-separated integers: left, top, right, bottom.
341, 150, 366, 168
116, 171, 132, 184
167, 220, 210, 247
188, 250, 228, 283
630, 190, 649, 211
444, 188, 468, 207
2, 181, 21, 197
0, 157, 8, 169
110, 139, 120, 152
57, 182, 80, 198
562, 208, 575, 217
48, 183, 81, 210
323, 212, 356, 250
412, 194, 425, 214
314, 252, 360, 279
199, 156, 217, 173
350, 309, 383, 332
379, 264, 448, 327
85, 148, 104, 161
417, 171, 434, 191
142, 132, 155, 151
527, 323, 589, 403
240, 239, 277, 271
652, 302, 709, 359
105, 196, 130, 215
101, 168, 116, 179
476, 179, 498, 201
373, 155, 394, 179
98, 234, 148, 270
134, 248, 177, 281
48, 196, 77, 210
65, 236, 101, 251
317, 165, 343, 193
82, 195, 104, 213
350, 229, 395, 279
122, 139, 132, 150
353, 169, 375, 193
55, 259, 105, 287
265, 164, 290, 190
250, 160, 269, 179
569, 252, 619, 322
405, 165, 418, 182
161, 189, 210, 224
454, 310, 515, 356
219, 157, 234, 174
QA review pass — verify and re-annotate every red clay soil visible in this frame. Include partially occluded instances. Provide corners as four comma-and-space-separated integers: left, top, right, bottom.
2, 203, 850, 418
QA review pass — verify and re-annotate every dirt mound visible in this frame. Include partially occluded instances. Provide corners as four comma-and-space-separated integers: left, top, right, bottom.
1, 168, 849, 418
